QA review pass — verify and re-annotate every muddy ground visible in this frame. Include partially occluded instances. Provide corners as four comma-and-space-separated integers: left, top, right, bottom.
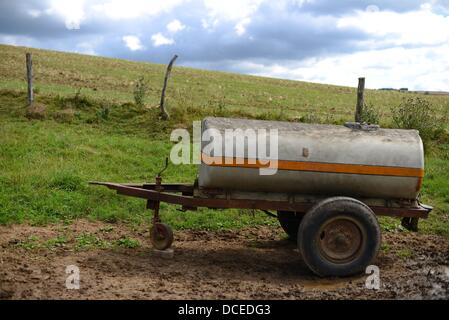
0, 220, 448, 300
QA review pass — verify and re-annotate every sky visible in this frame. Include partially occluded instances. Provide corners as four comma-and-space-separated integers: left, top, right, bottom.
1, 0, 449, 90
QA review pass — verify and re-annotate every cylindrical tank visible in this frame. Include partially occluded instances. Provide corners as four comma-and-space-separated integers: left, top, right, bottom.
198, 117, 424, 200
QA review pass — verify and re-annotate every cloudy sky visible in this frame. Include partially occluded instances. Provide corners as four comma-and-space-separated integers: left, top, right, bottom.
1, 0, 449, 90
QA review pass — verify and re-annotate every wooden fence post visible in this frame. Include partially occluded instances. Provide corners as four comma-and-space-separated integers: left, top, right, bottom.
159, 54, 178, 120
355, 77, 365, 122
26, 53, 33, 105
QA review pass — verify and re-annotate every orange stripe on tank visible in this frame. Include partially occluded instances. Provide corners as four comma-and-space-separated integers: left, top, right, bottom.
416, 177, 423, 191
201, 153, 424, 178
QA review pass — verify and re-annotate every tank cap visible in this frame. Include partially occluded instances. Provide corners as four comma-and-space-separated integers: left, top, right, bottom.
344, 122, 380, 131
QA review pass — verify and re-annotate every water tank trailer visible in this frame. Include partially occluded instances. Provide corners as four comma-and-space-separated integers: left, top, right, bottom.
91, 117, 432, 277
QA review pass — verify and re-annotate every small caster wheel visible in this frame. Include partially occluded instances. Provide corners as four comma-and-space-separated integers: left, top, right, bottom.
150, 223, 174, 250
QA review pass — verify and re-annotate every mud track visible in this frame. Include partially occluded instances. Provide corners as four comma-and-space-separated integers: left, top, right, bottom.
0, 220, 448, 299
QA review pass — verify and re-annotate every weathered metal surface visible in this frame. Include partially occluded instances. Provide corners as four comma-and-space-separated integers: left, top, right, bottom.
90, 181, 194, 194
89, 182, 431, 219
199, 117, 424, 200
196, 188, 421, 210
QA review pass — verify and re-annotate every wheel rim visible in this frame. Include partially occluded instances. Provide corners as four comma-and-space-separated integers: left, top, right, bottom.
151, 224, 172, 250
317, 216, 364, 264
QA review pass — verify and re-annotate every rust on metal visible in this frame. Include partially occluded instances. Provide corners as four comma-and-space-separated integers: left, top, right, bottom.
89, 182, 431, 219
318, 217, 364, 264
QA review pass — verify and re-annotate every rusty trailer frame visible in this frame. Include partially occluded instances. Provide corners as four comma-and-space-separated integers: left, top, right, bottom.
90, 176, 432, 277
89, 181, 431, 219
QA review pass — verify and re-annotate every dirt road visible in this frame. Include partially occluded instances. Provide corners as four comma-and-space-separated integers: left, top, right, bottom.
0, 220, 448, 299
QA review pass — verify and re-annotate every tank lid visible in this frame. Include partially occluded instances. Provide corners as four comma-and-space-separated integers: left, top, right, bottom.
344, 122, 380, 131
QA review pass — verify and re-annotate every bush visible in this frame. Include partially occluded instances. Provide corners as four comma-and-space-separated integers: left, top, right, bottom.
53, 89, 94, 110
72, 88, 93, 109
133, 76, 148, 107
391, 97, 443, 142
360, 102, 380, 124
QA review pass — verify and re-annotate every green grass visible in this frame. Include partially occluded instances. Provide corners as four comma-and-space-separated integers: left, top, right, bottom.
0, 44, 448, 236
16, 235, 41, 250
75, 232, 109, 250
396, 248, 413, 260
3, 44, 449, 124
116, 237, 141, 249
44, 235, 68, 250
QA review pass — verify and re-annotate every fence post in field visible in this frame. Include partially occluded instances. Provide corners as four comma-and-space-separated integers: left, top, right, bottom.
159, 54, 178, 120
355, 77, 365, 122
26, 53, 33, 105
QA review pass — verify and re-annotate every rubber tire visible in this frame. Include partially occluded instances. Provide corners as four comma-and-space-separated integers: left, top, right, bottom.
150, 223, 174, 250
277, 211, 303, 241
298, 197, 381, 277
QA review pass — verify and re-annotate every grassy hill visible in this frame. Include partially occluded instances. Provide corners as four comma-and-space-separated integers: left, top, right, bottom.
0, 44, 448, 236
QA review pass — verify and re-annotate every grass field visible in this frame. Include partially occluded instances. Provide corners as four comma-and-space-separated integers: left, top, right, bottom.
0, 44, 448, 236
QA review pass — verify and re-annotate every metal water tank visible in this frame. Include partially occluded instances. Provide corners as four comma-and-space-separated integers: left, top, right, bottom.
198, 117, 424, 200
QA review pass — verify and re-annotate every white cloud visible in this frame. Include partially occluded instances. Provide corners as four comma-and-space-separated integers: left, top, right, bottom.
234, 17, 251, 36
28, 9, 42, 18
93, 0, 185, 20
201, 18, 219, 30
243, 45, 449, 91
203, 0, 264, 21
291, 0, 315, 6
217, 3, 444, 90
337, 5, 449, 47
47, 0, 86, 30
202, 0, 263, 31
122, 35, 144, 51
151, 33, 174, 47
167, 19, 185, 33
